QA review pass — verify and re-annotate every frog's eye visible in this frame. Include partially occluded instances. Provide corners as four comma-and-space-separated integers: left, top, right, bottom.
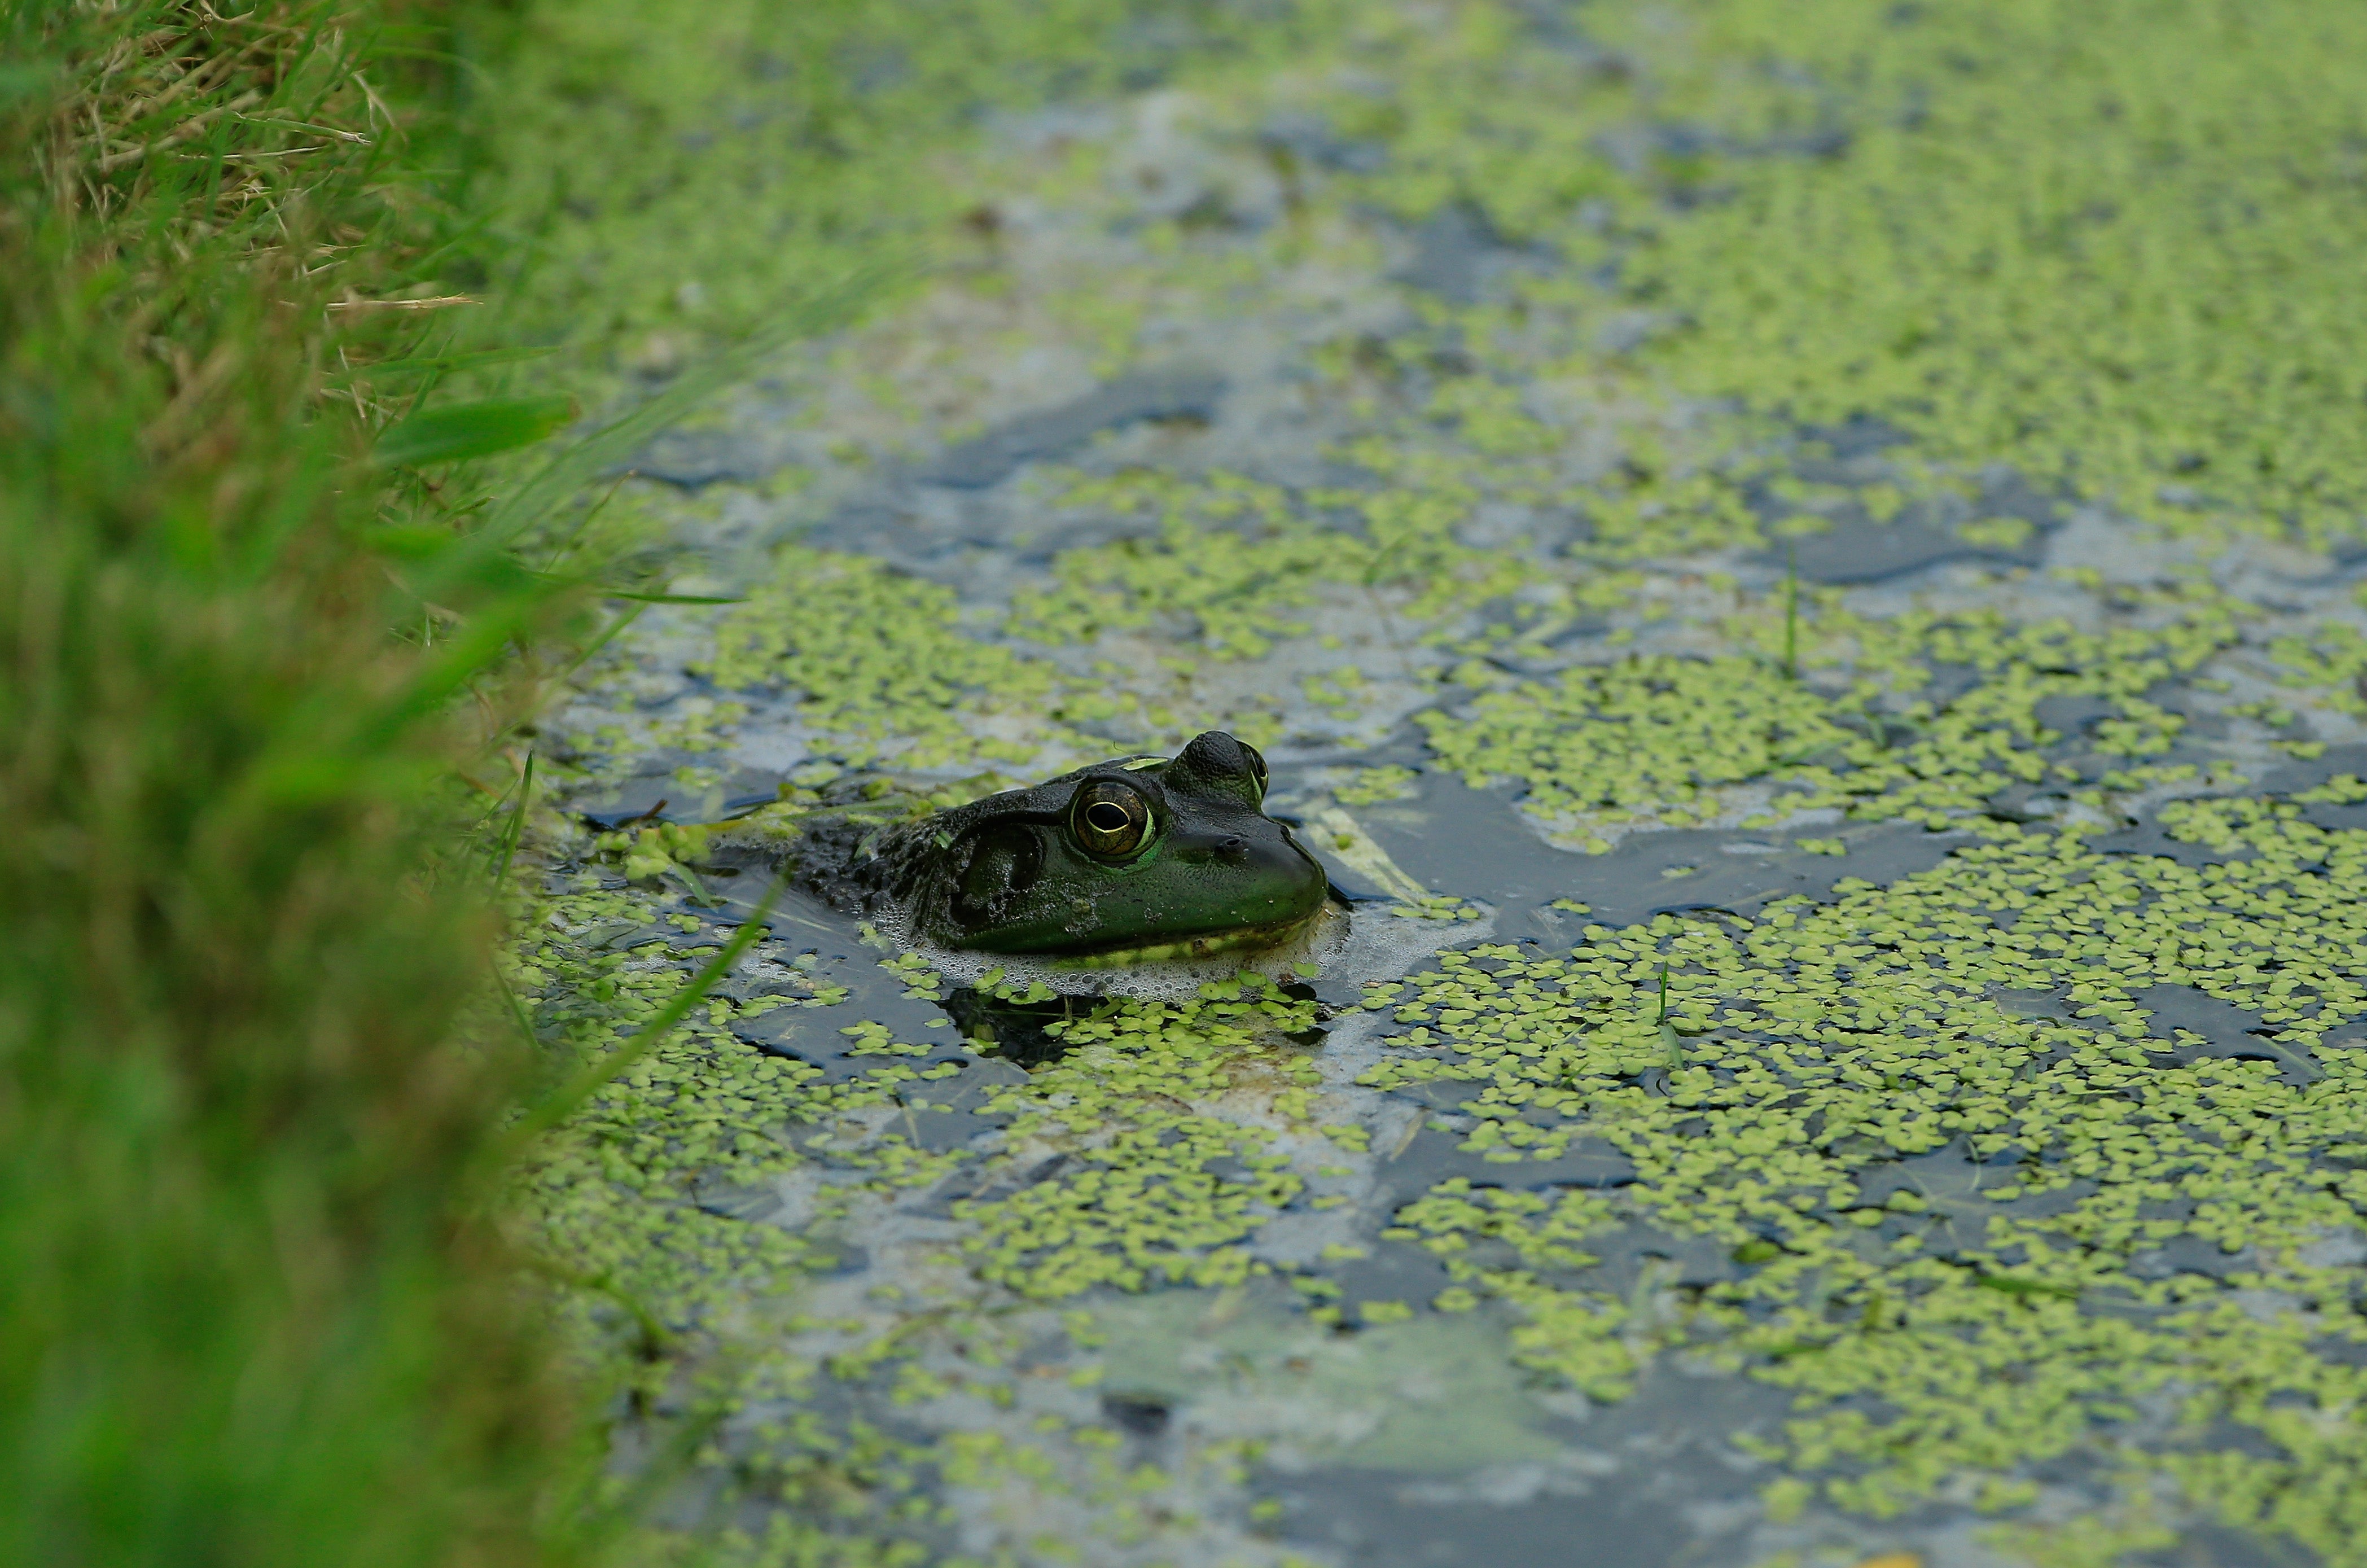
1241, 743, 1269, 798
1071, 780, 1152, 859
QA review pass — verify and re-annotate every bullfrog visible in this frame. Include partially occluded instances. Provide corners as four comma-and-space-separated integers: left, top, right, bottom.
790, 730, 1331, 966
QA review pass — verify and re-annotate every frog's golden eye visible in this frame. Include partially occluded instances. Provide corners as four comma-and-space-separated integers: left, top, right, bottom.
1241, 743, 1268, 798
1071, 780, 1152, 858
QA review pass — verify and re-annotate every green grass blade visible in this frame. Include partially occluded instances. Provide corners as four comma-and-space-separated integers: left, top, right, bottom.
375, 395, 577, 468
487, 876, 784, 1168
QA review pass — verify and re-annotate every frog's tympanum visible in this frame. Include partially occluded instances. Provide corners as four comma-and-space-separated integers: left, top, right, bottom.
836, 732, 1329, 964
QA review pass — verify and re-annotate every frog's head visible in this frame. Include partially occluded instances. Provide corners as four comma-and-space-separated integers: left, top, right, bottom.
891, 731, 1329, 962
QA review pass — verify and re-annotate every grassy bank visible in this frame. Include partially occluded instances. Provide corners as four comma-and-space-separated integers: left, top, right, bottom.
0, 4, 590, 1563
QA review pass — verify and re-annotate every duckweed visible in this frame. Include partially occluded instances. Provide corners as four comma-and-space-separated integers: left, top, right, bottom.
958, 976, 1322, 1299
701, 547, 1322, 787
509, 882, 955, 1343
1424, 590, 2249, 843
707, 549, 1080, 774
1357, 799, 2367, 1553
1316, 0, 2367, 548
506, 0, 2367, 1557
1332, 764, 1418, 807
479, 0, 1317, 361
1005, 466, 1571, 660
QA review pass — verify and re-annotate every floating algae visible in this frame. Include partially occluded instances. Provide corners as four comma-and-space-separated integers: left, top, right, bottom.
497, 2, 2367, 1562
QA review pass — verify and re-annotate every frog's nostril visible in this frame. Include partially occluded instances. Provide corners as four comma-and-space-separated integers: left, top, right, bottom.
1215, 835, 1248, 860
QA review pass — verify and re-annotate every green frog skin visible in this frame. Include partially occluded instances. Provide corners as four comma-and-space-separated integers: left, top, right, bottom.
825, 731, 1329, 964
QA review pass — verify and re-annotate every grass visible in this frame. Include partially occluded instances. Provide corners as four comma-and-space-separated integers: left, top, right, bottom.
0, 4, 599, 1563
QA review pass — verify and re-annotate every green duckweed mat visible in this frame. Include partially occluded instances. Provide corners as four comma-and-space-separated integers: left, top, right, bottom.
486, 3, 2367, 1563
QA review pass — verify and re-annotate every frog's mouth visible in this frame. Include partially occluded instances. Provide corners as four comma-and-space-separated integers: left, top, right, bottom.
1041, 906, 1326, 969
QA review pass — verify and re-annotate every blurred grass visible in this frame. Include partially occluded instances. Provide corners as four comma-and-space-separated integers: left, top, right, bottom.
0, 3, 600, 1563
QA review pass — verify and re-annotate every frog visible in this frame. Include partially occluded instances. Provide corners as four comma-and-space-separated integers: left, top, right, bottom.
788, 730, 1330, 966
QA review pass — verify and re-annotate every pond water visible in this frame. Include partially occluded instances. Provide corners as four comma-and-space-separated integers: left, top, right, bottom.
509, 7, 2367, 1565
